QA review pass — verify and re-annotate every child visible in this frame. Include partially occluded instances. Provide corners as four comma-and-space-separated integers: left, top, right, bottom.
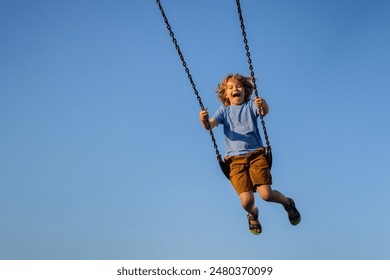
199, 74, 301, 235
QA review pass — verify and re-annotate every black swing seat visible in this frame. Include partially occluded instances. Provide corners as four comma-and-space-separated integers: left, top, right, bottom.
218, 156, 230, 179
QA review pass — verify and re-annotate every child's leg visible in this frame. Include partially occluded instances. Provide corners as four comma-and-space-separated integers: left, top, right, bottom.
239, 191, 261, 234
256, 184, 289, 206
239, 191, 257, 215
257, 184, 301, 225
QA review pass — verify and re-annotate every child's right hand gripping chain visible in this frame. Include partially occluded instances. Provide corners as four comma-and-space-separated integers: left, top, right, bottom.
199, 109, 209, 122
199, 109, 217, 130
199, 109, 210, 130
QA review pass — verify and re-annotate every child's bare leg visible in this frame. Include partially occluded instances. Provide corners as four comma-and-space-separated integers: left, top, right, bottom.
239, 191, 258, 219
239, 191, 257, 214
239, 191, 261, 234
256, 184, 289, 206
257, 184, 301, 225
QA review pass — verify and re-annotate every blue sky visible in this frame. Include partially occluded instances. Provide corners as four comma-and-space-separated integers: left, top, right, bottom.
1, 0, 389, 260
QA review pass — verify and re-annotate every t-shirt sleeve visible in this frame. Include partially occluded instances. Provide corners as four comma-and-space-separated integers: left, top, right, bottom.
212, 106, 225, 125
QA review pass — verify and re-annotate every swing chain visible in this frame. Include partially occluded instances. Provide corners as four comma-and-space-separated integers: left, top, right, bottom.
236, 0, 258, 97
235, 0, 271, 151
156, 0, 223, 162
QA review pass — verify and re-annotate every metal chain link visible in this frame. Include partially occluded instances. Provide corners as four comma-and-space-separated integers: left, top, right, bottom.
236, 0, 272, 156
156, 0, 223, 163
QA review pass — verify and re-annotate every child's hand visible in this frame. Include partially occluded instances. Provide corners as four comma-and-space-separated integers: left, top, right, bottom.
199, 109, 209, 122
255, 97, 269, 116
199, 109, 217, 130
254, 97, 263, 108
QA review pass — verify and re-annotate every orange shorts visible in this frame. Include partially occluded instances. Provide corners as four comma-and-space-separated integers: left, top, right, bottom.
224, 148, 272, 195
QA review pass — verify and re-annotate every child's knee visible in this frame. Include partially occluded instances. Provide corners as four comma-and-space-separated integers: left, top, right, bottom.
240, 200, 252, 210
260, 192, 273, 202
257, 186, 273, 201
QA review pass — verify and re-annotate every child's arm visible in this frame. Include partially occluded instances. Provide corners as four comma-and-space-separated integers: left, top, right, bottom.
255, 97, 270, 116
199, 109, 218, 130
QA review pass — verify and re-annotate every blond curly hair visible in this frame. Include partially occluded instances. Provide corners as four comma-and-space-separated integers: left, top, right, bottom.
216, 74, 254, 106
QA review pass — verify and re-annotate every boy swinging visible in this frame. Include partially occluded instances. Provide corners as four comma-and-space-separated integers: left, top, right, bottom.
199, 74, 301, 235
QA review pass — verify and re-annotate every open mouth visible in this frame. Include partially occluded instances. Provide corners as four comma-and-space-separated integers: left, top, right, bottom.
232, 92, 241, 98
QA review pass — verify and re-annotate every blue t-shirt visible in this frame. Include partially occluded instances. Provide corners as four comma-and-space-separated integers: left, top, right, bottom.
213, 100, 264, 156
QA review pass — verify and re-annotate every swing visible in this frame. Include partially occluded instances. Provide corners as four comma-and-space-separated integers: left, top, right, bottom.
156, 0, 272, 179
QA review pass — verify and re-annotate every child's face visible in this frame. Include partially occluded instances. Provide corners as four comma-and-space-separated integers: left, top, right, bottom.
226, 79, 245, 106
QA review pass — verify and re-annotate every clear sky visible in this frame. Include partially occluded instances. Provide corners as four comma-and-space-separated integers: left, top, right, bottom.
1, 0, 389, 260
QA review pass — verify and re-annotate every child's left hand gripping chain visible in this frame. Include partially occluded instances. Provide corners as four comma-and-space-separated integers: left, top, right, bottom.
255, 97, 269, 116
